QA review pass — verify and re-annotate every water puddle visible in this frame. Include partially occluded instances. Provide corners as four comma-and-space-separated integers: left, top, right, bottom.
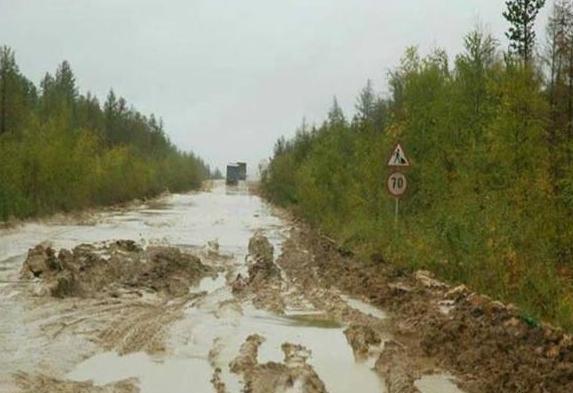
415, 374, 464, 393
68, 304, 384, 393
249, 313, 385, 393
195, 274, 227, 293
68, 352, 213, 393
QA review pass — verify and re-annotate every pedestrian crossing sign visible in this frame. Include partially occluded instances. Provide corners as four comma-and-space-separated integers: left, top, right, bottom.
387, 143, 410, 167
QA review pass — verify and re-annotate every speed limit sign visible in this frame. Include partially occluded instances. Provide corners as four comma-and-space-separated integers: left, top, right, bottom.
387, 172, 407, 198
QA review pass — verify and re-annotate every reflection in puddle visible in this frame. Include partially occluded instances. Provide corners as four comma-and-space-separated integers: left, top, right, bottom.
187, 300, 384, 393
252, 314, 384, 393
283, 313, 343, 329
68, 352, 213, 393
195, 274, 227, 293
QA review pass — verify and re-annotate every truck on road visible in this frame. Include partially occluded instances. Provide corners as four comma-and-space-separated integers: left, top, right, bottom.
226, 164, 240, 185
226, 162, 247, 185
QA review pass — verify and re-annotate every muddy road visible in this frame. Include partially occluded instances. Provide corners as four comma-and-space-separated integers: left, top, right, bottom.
1, 182, 570, 393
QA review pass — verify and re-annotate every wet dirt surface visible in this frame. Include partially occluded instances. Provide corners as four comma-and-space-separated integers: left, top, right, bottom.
1, 182, 390, 393
2, 181, 558, 392
279, 223, 573, 393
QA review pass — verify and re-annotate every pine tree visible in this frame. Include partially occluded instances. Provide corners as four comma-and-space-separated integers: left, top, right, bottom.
0, 47, 18, 134
0, 46, 34, 135
455, 29, 498, 140
54, 61, 77, 105
503, 0, 547, 63
327, 96, 346, 127
355, 80, 376, 122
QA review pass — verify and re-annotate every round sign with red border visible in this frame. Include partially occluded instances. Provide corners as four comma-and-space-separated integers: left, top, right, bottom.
387, 172, 407, 198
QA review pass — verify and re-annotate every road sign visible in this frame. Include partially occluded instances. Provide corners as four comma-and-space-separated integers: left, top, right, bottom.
387, 172, 407, 198
388, 143, 410, 167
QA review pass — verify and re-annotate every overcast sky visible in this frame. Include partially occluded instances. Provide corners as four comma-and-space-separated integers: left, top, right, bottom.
0, 1, 551, 175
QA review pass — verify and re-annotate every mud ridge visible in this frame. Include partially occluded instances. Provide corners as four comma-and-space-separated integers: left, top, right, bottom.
230, 335, 327, 393
375, 340, 420, 393
210, 368, 227, 393
232, 233, 285, 314
20, 240, 213, 298
344, 324, 383, 361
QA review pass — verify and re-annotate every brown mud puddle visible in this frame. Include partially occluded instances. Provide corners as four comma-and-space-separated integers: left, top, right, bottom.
1, 182, 472, 393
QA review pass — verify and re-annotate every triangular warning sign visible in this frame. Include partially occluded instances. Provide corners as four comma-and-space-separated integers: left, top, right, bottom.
388, 144, 410, 167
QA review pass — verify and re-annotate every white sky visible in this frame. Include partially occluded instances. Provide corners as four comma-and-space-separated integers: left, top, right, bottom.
0, 0, 551, 175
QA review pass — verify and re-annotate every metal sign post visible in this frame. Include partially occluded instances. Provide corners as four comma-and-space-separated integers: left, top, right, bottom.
386, 143, 410, 226
395, 197, 399, 228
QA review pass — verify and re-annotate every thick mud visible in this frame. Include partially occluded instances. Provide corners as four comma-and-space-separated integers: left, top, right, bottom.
280, 224, 573, 393
20, 241, 213, 298
230, 336, 327, 393
13, 373, 138, 393
2, 181, 562, 393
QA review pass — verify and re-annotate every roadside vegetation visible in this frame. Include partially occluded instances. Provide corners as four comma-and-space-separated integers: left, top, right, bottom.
261, 0, 573, 330
0, 49, 211, 221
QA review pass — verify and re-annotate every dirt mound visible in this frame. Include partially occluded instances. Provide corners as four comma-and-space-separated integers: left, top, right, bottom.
344, 324, 382, 360
13, 372, 138, 393
20, 241, 213, 298
210, 368, 227, 393
234, 233, 280, 291
420, 291, 573, 393
375, 340, 420, 393
232, 234, 285, 313
246, 232, 279, 284
229, 334, 266, 374
230, 336, 327, 393
139, 246, 212, 296
248, 232, 274, 265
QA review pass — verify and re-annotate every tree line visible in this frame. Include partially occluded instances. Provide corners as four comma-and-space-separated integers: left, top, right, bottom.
261, 0, 573, 329
0, 48, 211, 221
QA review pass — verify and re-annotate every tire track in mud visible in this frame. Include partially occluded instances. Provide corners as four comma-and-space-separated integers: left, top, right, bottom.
97, 293, 204, 355
35, 295, 195, 354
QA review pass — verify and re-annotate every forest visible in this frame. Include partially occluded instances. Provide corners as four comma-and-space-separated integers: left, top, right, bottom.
0, 49, 211, 221
261, 0, 573, 329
